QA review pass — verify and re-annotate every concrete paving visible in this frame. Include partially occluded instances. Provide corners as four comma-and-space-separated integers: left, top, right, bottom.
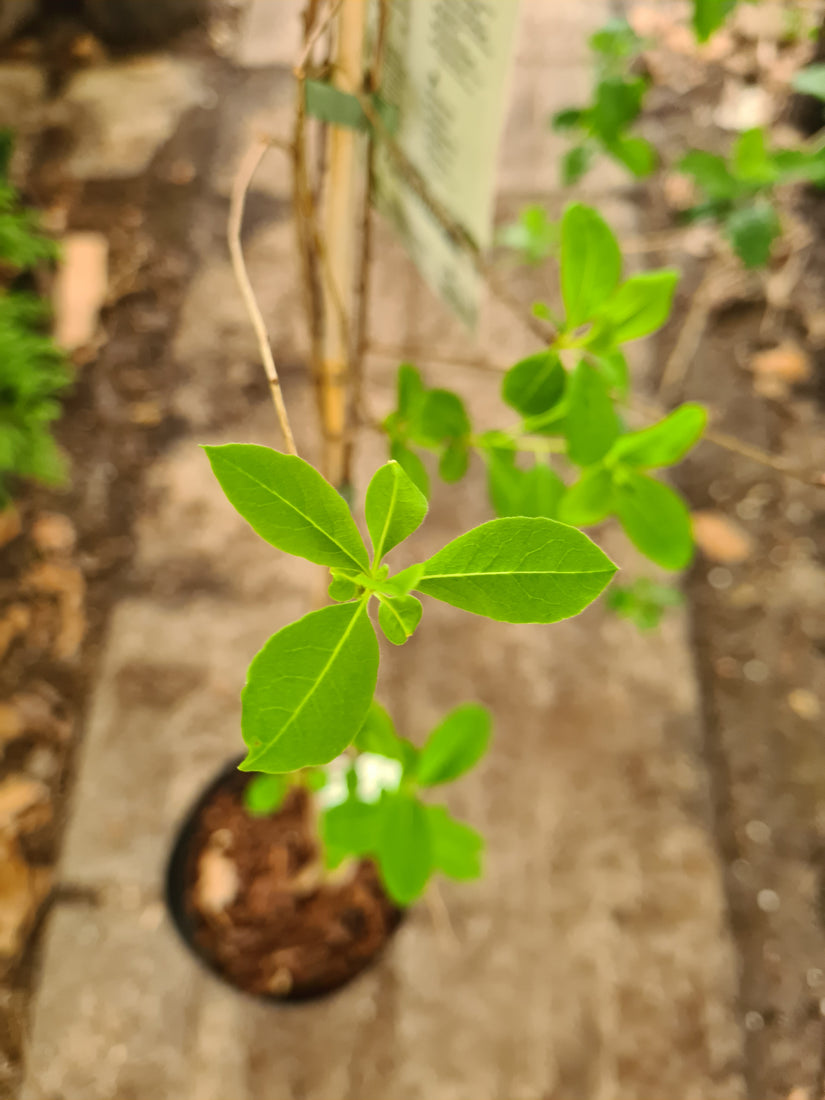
21, 2, 745, 1098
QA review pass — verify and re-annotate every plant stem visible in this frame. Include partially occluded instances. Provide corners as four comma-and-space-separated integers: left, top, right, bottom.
319, 0, 367, 486
228, 138, 298, 455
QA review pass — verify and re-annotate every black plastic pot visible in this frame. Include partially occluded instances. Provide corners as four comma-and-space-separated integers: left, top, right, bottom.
165, 756, 402, 1003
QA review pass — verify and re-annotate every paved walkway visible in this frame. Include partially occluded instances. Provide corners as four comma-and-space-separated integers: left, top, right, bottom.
21, 3, 744, 1097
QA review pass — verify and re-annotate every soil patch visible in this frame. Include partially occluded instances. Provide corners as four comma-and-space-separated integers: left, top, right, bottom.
171, 770, 401, 1001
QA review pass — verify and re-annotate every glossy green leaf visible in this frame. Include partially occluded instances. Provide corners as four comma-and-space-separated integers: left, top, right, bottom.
365, 460, 427, 563
417, 704, 491, 786
501, 350, 565, 417
566, 361, 620, 466
608, 403, 707, 468
552, 107, 585, 132
328, 573, 359, 602
378, 592, 423, 646
415, 516, 617, 623
614, 471, 693, 570
390, 440, 430, 499
561, 203, 622, 327
425, 805, 483, 881
378, 793, 432, 905
205, 444, 368, 572
595, 350, 630, 398
240, 601, 379, 773
596, 270, 678, 343
243, 773, 289, 817
558, 467, 614, 526
726, 203, 780, 268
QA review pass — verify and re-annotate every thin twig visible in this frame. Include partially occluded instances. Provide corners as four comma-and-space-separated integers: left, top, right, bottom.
425, 882, 459, 951
703, 426, 824, 488
228, 139, 298, 455
656, 262, 718, 400
294, 0, 343, 79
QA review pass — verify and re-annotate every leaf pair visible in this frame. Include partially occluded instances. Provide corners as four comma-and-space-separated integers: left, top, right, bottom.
560, 204, 679, 345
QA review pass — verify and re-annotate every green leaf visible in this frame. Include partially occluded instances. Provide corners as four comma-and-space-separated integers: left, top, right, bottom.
693, 0, 737, 41
595, 270, 678, 343
425, 805, 483, 881
390, 440, 430, 499
679, 149, 742, 201
438, 440, 470, 483
412, 389, 470, 446
590, 18, 642, 59
732, 128, 776, 185
322, 798, 383, 868
566, 361, 621, 466
496, 204, 558, 264
377, 792, 432, 904
608, 403, 707, 468
552, 107, 585, 132
558, 467, 614, 526
561, 144, 594, 185
595, 350, 630, 398
243, 773, 289, 817
519, 463, 565, 519
305, 80, 367, 130
614, 471, 693, 570
396, 363, 426, 421
415, 516, 617, 623
205, 444, 369, 572
792, 63, 825, 101
377, 592, 423, 646
560, 203, 622, 328
726, 203, 780, 268
417, 704, 491, 786
607, 577, 683, 631
355, 701, 418, 772
240, 601, 379, 772
608, 134, 656, 177
592, 76, 646, 141
365, 459, 427, 563
501, 350, 565, 417
328, 573, 359, 602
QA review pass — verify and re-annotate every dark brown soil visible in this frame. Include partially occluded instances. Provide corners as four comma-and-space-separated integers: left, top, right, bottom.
179, 773, 401, 1001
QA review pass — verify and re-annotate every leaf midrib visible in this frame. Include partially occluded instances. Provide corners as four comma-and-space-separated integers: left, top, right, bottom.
222, 451, 366, 571
422, 566, 615, 580
373, 468, 400, 564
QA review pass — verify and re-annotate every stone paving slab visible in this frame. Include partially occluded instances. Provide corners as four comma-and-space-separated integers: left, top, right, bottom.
21, 2, 745, 1097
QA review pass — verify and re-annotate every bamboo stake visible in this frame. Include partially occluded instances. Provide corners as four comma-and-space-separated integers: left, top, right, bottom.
319, 0, 367, 486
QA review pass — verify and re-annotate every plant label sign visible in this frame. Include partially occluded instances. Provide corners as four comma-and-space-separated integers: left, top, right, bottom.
374, 0, 521, 327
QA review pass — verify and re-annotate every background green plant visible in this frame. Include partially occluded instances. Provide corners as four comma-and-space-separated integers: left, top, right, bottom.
0, 131, 69, 505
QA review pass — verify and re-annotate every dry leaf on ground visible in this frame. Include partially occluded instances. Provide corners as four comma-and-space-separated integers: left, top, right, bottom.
0, 833, 51, 961
0, 507, 21, 550
52, 231, 109, 353
749, 343, 812, 398
30, 513, 77, 557
22, 563, 87, 660
693, 511, 754, 563
0, 775, 50, 833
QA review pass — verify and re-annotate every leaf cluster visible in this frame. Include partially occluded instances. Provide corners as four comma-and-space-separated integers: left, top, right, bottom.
383, 204, 705, 573
206, 443, 617, 776
0, 133, 68, 504
679, 128, 825, 267
551, 18, 656, 185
